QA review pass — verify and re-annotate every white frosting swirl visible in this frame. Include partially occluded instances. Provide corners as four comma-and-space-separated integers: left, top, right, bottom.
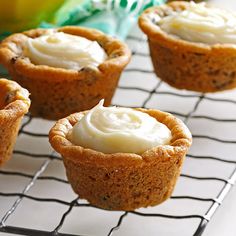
68, 100, 172, 154
158, 2, 236, 45
24, 31, 107, 70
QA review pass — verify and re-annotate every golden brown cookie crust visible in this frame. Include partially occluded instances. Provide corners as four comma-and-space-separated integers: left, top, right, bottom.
0, 78, 30, 166
0, 27, 131, 120
49, 108, 192, 211
139, 1, 236, 92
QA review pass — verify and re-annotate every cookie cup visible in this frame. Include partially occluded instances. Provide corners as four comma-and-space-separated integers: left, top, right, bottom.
0, 26, 131, 120
49, 108, 192, 211
139, 1, 236, 92
0, 78, 30, 166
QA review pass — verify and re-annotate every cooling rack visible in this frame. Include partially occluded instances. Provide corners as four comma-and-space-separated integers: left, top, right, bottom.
0, 26, 236, 236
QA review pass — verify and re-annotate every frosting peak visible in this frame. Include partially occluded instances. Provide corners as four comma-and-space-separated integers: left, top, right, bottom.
68, 100, 172, 154
24, 31, 107, 70
157, 2, 236, 45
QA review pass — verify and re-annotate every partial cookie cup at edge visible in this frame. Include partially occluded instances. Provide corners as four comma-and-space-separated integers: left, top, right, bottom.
138, 1, 236, 93
0, 78, 30, 166
49, 108, 192, 211
0, 26, 131, 120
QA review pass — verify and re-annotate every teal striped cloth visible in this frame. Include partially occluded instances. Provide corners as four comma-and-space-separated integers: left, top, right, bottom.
0, 65, 10, 78
52, 0, 167, 39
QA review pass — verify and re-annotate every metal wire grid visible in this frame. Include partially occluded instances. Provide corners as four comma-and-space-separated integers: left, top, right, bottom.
0, 29, 236, 236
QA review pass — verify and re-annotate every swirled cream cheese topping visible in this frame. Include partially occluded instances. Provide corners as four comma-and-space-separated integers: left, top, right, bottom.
68, 100, 172, 154
157, 2, 236, 45
24, 31, 107, 70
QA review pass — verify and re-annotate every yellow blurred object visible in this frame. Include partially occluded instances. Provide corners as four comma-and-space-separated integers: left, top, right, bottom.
0, 0, 65, 34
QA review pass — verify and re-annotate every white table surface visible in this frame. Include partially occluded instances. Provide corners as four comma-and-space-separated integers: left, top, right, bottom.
151, 2, 236, 235
200, 2, 236, 236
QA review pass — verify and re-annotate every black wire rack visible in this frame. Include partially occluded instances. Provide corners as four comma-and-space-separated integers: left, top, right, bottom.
0, 27, 236, 236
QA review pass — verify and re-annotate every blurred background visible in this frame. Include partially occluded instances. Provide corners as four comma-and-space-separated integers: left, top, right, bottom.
0, 0, 210, 40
